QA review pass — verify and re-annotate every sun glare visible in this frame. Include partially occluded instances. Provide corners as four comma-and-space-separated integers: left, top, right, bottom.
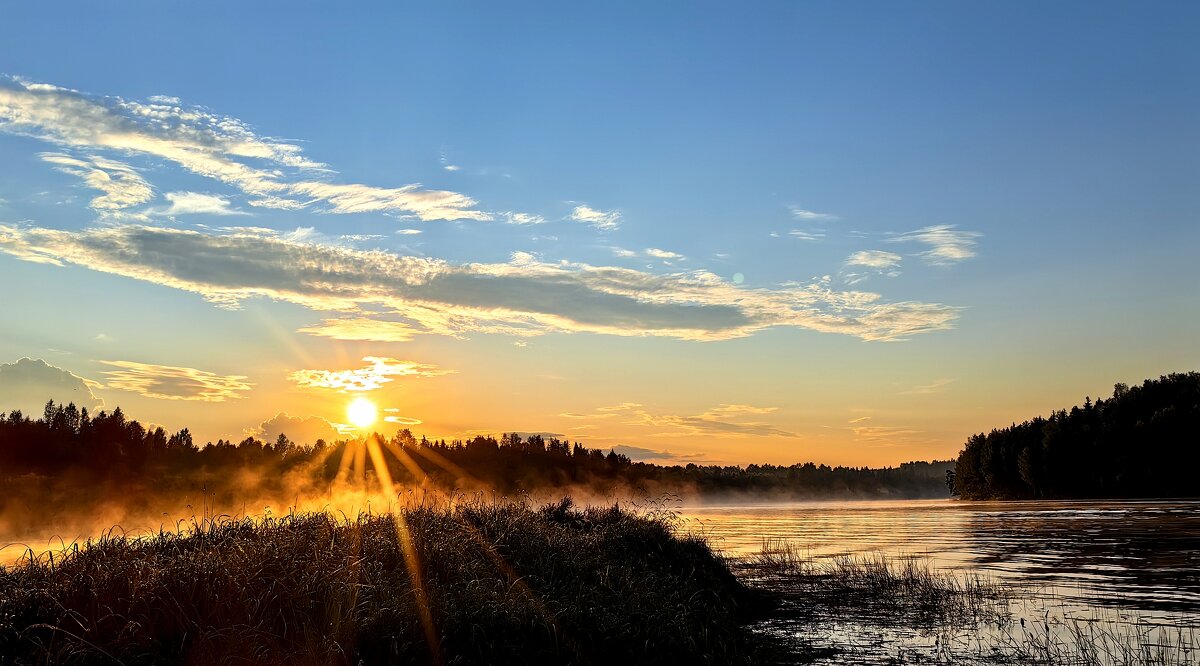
347, 396, 378, 429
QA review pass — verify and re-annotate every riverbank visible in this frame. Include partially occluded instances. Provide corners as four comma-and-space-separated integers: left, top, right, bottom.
0, 499, 770, 664
3, 500, 1196, 665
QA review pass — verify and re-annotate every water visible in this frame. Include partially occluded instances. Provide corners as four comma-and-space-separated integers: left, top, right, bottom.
681, 499, 1200, 663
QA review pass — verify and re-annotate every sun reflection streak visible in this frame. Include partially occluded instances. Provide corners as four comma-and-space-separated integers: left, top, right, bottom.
365, 434, 442, 665
408, 446, 480, 487
341, 432, 581, 665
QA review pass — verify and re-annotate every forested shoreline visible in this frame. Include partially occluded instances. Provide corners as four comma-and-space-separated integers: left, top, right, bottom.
950, 372, 1200, 500
0, 400, 952, 532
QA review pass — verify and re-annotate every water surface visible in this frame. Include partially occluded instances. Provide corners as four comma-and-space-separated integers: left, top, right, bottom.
682, 498, 1200, 620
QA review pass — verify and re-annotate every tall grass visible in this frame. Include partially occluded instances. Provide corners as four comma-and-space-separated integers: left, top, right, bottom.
737, 539, 1008, 627
730, 540, 1197, 666
0, 497, 763, 665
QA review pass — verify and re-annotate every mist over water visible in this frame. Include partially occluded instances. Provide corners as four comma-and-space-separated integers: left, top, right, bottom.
682, 498, 1200, 619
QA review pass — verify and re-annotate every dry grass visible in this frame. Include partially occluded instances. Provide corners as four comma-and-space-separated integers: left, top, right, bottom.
732, 541, 1198, 665
0, 497, 764, 665
735, 539, 1009, 628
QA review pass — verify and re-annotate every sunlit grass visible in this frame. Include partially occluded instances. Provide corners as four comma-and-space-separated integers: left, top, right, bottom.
0, 498, 762, 665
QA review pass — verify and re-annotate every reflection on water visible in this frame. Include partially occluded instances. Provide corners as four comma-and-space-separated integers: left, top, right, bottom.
681, 499, 1200, 618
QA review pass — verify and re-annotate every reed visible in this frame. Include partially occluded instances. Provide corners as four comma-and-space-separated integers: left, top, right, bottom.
0, 498, 763, 665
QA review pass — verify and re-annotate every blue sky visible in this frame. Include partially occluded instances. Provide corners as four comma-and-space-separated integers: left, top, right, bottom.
0, 2, 1196, 465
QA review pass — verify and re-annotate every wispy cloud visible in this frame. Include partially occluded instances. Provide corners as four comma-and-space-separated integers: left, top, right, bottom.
846, 250, 902, 270
502, 211, 546, 225
569, 204, 621, 231
155, 191, 248, 216
890, 225, 981, 265
100, 360, 252, 402
39, 152, 152, 213
849, 424, 925, 447
612, 247, 685, 261
297, 318, 423, 342
789, 205, 838, 221
644, 247, 684, 260
288, 356, 450, 392
396, 228, 423, 235
1, 77, 488, 222
0, 224, 961, 342
787, 230, 825, 241
903, 378, 955, 395
631, 403, 795, 437
382, 407, 423, 426
439, 152, 461, 172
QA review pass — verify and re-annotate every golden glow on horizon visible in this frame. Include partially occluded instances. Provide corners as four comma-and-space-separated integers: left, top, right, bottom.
347, 397, 378, 429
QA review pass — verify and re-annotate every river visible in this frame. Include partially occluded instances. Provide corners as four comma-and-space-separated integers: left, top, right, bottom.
681, 498, 1199, 663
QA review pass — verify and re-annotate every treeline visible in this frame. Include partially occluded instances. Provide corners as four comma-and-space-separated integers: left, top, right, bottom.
951, 372, 1200, 500
0, 401, 951, 505
324, 431, 954, 500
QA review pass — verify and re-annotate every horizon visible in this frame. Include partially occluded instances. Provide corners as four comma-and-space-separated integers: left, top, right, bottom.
1, 3, 1197, 468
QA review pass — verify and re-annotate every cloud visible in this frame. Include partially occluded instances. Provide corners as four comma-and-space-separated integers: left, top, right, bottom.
569, 204, 621, 231
610, 444, 708, 464
0, 223, 961, 342
903, 378, 955, 395
606, 402, 795, 438
39, 152, 153, 213
558, 412, 609, 419
289, 356, 450, 392
0, 77, 488, 222
846, 250, 902, 270
287, 182, 490, 220
890, 225, 981, 265
396, 229, 423, 235
154, 191, 248, 216
250, 412, 343, 446
612, 247, 684, 261
788, 230, 825, 241
644, 248, 684, 260
596, 402, 643, 412
99, 360, 252, 401
297, 318, 423, 342
789, 205, 838, 221
0, 357, 104, 416
850, 424, 924, 446
502, 211, 546, 225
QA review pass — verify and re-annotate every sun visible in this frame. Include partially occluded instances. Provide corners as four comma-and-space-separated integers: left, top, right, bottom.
347, 396, 378, 429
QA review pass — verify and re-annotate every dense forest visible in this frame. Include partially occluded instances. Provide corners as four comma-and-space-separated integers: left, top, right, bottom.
950, 372, 1200, 500
0, 400, 952, 531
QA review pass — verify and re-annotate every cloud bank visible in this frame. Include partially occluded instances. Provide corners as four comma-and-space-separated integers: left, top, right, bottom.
0, 358, 104, 415
0, 223, 961, 342
0, 78, 487, 221
250, 412, 344, 446
100, 360, 252, 401
289, 356, 450, 392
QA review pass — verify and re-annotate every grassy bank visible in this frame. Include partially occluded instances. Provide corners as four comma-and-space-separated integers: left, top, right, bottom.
734, 542, 1198, 665
0, 499, 765, 665
4, 502, 1195, 665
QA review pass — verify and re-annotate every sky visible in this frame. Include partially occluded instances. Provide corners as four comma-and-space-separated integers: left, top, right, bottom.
0, 2, 1196, 466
